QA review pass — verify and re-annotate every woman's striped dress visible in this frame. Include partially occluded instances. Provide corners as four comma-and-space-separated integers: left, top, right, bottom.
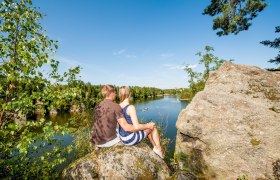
118, 105, 147, 145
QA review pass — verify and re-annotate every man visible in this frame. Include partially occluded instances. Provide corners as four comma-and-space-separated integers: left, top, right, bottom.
91, 84, 154, 148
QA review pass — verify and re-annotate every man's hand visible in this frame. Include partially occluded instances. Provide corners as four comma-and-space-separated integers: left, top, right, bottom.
147, 122, 155, 129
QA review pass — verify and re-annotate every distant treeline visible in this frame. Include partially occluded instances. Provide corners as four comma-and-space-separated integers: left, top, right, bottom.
17, 81, 180, 115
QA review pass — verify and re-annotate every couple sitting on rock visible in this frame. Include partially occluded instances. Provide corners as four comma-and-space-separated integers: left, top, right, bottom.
91, 84, 164, 159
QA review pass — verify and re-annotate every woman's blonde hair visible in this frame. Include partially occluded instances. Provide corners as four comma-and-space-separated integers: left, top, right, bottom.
101, 84, 115, 98
119, 86, 131, 103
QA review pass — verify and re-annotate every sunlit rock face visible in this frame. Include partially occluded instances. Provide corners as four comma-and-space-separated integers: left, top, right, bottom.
62, 142, 170, 180
175, 61, 280, 179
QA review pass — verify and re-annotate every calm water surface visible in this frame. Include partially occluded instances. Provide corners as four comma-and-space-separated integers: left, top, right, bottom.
133, 95, 188, 152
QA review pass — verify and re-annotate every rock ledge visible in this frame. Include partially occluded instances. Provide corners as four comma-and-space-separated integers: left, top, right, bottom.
62, 142, 170, 180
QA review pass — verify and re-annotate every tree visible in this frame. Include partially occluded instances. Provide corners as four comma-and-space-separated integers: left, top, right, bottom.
203, 0, 267, 36
260, 26, 280, 71
184, 65, 203, 98
0, 0, 82, 122
0, 0, 58, 124
181, 46, 227, 100
196, 45, 225, 81
0, 0, 81, 178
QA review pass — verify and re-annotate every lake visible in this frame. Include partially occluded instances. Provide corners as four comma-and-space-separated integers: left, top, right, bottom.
48, 95, 188, 154
133, 95, 188, 152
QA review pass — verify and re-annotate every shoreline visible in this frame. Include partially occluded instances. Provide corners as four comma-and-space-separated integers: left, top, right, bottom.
179, 98, 190, 101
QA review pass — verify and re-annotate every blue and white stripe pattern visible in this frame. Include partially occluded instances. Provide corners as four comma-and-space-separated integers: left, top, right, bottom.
118, 105, 147, 145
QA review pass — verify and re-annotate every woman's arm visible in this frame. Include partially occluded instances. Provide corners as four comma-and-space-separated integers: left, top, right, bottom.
128, 105, 155, 131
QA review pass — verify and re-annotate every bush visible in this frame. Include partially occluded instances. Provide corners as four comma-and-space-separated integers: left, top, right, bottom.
0, 119, 73, 179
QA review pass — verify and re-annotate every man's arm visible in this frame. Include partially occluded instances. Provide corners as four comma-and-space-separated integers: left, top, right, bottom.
115, 104, 154, 132
117, 117, 154, 132
128, 105, 155, 131
117, 117, 138, 132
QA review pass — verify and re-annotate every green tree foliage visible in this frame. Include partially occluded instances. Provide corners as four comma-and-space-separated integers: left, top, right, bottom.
0, 119, 73, 178
178, 88, 192, 100
203, 0, 267, 36
184, 65, 204, 98
129, 86, 164, 101
0, 0, 81, 178
181, 46, 226, 100
0, 0, 81, 124
0, 0, 57, 123
162, 89, 178, 95
68, 83, 102, 109
260, 26, 280, 71
196, 45, 225, 80
44, 84, 166, 112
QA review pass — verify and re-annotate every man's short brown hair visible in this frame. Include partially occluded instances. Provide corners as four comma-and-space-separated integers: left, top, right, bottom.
101, 84, 115, 98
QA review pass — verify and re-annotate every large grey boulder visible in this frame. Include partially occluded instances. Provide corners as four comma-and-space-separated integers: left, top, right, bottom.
62, 142, 170, 180
175, 61, 280, 179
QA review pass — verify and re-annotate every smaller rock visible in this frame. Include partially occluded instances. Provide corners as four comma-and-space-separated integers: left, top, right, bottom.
62, 142, 170, 180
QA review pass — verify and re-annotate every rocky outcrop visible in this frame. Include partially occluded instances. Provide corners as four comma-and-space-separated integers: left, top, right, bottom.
175, 61, 280, 179
62, 142, 170, 180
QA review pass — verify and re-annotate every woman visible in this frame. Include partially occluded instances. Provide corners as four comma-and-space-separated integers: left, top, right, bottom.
118, 86, 164, 159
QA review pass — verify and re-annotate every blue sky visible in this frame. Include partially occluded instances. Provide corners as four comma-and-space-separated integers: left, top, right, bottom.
36, 0, 280, 89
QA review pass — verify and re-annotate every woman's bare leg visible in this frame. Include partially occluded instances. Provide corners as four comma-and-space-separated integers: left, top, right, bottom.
145, 129, 157, 147
148, 134, 156, 147
145, 127, 163, 154
144, 129, 155, 145
151, 127, 162, 152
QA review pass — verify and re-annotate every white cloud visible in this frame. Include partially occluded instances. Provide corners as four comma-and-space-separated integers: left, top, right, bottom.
113, 49, 126, 56
163, 64, 185, 70
160, 53, 175, 59
56, 56, 82, 67
113, 49, 137, 59
170, 65, 185, 70
163, 63, 198, 70
186, 64, 198, 69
